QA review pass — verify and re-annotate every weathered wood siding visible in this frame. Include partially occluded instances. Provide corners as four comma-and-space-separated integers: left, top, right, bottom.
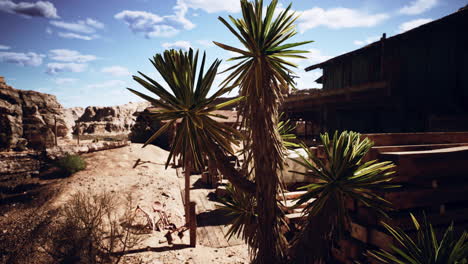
287, 8, 468, 135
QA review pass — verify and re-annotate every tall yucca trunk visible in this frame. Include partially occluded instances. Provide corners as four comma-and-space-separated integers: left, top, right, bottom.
214, 1, 313, 261
248, 62, 285, 264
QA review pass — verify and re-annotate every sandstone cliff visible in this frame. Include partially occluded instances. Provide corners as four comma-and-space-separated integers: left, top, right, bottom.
74, 101, 150, 136
0, 77, 68, 150
63, 107, 84, 138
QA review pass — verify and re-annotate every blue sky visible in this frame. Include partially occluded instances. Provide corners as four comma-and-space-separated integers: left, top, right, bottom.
0, 0, 466, 107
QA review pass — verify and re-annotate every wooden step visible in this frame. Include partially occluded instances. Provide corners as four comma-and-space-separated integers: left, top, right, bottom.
285, 213, 305, 224
380, 146, 468, 182
282, 199, 313, 209
278, 190, 307, 200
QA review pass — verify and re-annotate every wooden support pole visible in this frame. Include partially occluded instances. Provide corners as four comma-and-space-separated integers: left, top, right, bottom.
77, 121, 80, 145
189, 201, 197, 247
184, 161, 191, 224
54, 116, 58, 146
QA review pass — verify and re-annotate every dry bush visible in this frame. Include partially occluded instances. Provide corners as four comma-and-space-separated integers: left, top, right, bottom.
40, 191, 143, 264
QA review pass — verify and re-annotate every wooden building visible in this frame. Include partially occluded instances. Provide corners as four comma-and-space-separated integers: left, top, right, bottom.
283, 7, 468, 137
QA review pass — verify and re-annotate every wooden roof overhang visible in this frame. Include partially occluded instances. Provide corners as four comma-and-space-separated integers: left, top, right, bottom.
282, 81, 393, 115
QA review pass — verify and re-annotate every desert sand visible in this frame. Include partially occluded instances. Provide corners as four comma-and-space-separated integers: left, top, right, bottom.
49, 143, 249, 264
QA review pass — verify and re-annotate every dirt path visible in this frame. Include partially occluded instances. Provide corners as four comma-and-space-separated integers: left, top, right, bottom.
50, 143, 249, 264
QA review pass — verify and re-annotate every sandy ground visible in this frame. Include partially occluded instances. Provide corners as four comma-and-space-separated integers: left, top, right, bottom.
50, 143, 249, 264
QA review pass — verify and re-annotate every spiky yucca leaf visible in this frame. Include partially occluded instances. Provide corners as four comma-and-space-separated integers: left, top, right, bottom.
368, 214, 468, 264
289, 131, 398, 263
128, 48, 242, 171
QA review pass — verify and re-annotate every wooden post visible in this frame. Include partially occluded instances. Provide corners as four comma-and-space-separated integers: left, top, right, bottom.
184, 161, 191, 224
189, 201, 197, 247
304, 120, 308, 142
54, 116, 58, 146
76, 121, 80, 145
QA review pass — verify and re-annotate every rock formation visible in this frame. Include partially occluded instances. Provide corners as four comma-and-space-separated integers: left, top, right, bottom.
63, 107, 84, 138
0, 75, 158, 151
130, 107, 170, 149
74, 101, 150, 136
0, 77, 68, 150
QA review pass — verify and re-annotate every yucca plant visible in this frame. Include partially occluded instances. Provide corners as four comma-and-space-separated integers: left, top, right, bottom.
215, 0, 312, 262
289, 131, 397, 263
128, 49, 241, 171
128, 49, 256, 224
278, 113, 300, 149
218, 184, 258, 249
367, 214, 468, 264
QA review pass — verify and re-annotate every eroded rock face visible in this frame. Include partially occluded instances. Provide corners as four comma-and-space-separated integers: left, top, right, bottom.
0, 77, 68, 150
63, 107, 84, 138
0, 76, 151, 150
75, 102, 150, 136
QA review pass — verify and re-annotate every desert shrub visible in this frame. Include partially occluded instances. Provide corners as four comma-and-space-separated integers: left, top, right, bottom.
56, 154, 86, 176
41, 192, 142, 264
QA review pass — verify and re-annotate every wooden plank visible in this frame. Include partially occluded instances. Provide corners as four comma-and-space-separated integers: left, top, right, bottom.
221, 225, 244, 247
381, 146, 468, 183
277, 190, 307, 200
350, 222, 368, 243
387, 207, 468, 231
211, 225, 231, 248
361, 132, 468, 146
285, 213, 306, 224
384, 184, 468, 209
197, 226, 212, 247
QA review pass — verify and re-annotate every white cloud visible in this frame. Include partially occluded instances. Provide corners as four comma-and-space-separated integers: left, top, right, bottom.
175, 0, 240, 13
162, 40, 192, 50
49, 49, 97, 63
46, 63, 87, 75
0, 44, 10, 50
0, 0, 59, 18
353, 35, 380, 46
146, 26, 180, 38
171, 2, 196, 30
54, 78, 78, 85
302, 48, 332, 65
196, 39, 214, 48
57, 32, 99, 40
282, 48, 332, 89
85, 18, 104, 29
399, 0, 438, 15
86, 80, 126, 89
295, 69, 323, 90
49, 18, 104, 34
101, 66, 131, 77
297, 7, 389, 32
0, 51, 44, 66
114, 6, 195, 38
398, 18, 433, 33
45, 27, 52, 34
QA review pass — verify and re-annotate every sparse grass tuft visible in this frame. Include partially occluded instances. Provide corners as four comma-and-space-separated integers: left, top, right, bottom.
56, 154, 86, 176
